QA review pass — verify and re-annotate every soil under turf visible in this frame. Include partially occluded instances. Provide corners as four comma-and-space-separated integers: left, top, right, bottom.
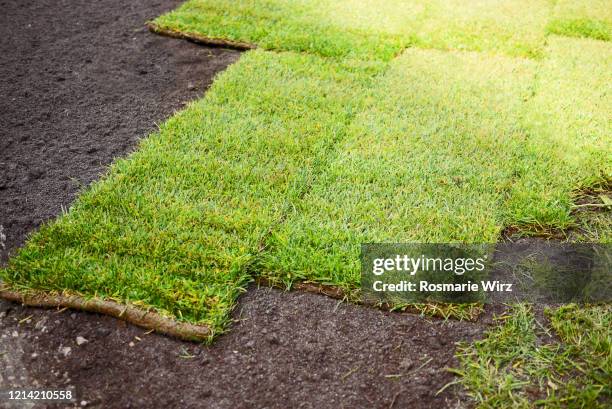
0, 0, 494, 408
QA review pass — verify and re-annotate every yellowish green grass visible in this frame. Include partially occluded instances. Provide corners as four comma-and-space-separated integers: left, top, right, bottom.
153, 0, 552, 59
547, 0, 612, 41
417, 0, 550, 57
506, 36, 612, 232
261, 36, 612, 287
261, 48, 537, 287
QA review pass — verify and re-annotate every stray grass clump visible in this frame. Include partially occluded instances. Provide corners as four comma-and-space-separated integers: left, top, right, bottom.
453, 304, 612, 408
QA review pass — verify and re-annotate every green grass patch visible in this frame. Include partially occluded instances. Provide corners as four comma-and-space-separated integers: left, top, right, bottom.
260, 39, 612, 288
152, 0, 551, 59
453, 303, 611, 407
260, 48, 537, 288
505, 36, 612, 233
416, 0, 550, 58
547, 0, 611, 41
0, 50, 385, 334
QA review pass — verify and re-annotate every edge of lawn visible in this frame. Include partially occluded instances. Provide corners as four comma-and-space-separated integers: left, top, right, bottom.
0, 282, 212, 341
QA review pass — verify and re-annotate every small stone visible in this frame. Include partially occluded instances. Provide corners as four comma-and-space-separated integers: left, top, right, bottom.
31, 353, 38, 359
11, 331, 18, 337
399, 358, 414, 371
128, 342, 135, 347
187, 82, 196, 91
76, 336, 88, 346
60, 346, 71, 357
245, 340, 255, 349
266, 334, 280, 345
425, 336, 442, 349
70, 313, 76, 319
80, 400, 88, 407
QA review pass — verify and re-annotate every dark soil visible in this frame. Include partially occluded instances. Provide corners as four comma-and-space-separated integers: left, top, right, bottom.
0, 1, 491, 408
1, 287, 490, 409
0, 0, 239, 263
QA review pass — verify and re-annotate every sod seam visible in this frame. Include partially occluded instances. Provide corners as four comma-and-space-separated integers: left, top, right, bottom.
255, 276, 483, 321
151, 0, 556, 60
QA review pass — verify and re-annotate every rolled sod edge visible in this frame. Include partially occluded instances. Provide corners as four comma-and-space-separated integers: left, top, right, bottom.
146, 22, 256, 50
0, 283, 211, 342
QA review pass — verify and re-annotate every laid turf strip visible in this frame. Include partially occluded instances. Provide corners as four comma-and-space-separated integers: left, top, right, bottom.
261, 48, 536, 288
512, 36, 612, 229
2, 51, 385, 333
152, 0, 551, 59
261, 39, 612, 288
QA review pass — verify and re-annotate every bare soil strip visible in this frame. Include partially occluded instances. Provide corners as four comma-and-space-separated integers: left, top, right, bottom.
1, 287, 492, 409
256, 277, 483, 321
